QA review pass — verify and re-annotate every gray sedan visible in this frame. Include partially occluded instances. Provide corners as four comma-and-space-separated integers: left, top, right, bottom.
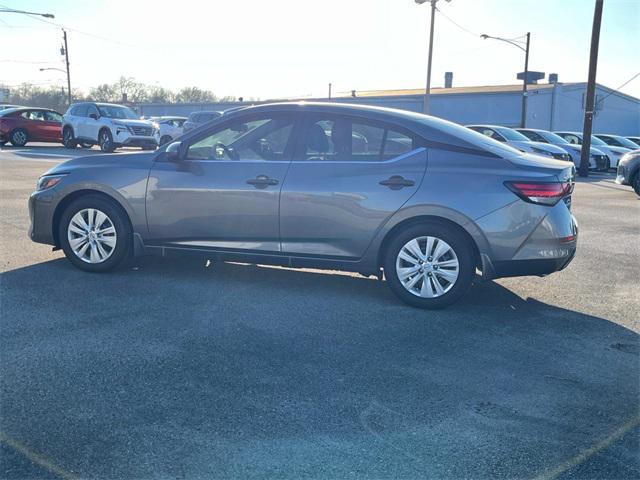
29, 102, 578, 308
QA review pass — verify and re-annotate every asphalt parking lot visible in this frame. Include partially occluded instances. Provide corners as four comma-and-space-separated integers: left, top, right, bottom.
1, 143, 639, 479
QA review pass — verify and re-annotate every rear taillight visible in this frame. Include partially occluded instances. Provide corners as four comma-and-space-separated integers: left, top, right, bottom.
505, 181, 572, 206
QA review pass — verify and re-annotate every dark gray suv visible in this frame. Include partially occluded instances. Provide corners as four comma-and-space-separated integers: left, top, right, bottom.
29, 103, 578, 308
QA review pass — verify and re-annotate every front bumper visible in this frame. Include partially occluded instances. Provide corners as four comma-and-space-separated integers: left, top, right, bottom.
114, 130, 159, 148
29, 189, 57, 246
615, 164, 630, 185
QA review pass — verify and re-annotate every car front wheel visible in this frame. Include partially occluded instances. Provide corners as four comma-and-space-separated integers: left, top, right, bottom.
59, 195, 131, 272
99, 129, 115, 153
633, 173, 640, 196
383, 223, 475, 309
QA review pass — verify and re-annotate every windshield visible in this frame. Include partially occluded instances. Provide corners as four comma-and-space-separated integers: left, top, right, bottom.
614, 136, 640, 149
494, 127, 530, 142
97, 105, 139, 120
539, 131, 570, 144
590, 135, 607, 146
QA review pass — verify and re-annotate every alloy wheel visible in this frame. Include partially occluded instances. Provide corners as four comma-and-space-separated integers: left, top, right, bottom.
395, 236, 459, 298
12, 131, 27, 145
67, 208, 117, 263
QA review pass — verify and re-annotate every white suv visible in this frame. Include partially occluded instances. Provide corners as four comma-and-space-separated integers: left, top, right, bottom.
62, 102, 159, 152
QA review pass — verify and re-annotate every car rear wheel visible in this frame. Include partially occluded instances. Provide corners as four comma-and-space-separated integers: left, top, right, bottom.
59, 195, 131, 272
9, 128, 28, 147
62, 127, 77, 149
99, 129, 115, 153
383, 223, 475, 309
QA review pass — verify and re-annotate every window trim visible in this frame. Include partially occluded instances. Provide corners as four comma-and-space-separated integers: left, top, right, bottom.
292, 112, 421, 163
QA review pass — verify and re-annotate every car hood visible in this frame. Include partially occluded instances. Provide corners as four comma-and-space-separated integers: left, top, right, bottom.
44, 152, 156, 175
527, 141, 568, 154
600, 145, 632, 155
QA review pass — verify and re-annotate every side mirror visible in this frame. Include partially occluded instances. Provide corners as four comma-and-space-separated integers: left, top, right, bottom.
166, 141, 183, 161
89, 113, 99, 120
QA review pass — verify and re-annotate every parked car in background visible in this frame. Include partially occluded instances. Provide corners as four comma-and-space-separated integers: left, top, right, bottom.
149, 116, 187, 145
554, 131, 630, 169
516, 127, 604, 170
182, 111, 222, 133
615, 149, 640, 196
62, 102, 159, 153
0, 107, 63, 147
29, 102, 577, 309
625, 136, 640, 147
466, 125, 573, 162
595, 133, 640, 150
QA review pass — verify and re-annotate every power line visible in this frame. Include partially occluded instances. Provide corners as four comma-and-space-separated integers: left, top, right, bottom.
435, 6, 480, 38
0, 2, 138, 47
597, 72, 640, 105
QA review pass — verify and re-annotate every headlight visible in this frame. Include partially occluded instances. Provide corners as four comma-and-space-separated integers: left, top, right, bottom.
36, 174, 66, 191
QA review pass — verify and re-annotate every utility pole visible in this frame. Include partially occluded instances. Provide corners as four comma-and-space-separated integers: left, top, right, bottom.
62, 29, 72, 107
416, 0, 439, 114
328, 83, 332, 99
579, 0, 604, 178
520, 32, 530, 128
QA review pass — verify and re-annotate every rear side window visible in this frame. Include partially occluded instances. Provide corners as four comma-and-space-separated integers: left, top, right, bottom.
298, 115, 415, 161
45, 111, 62, 122
21, 110, 46, 121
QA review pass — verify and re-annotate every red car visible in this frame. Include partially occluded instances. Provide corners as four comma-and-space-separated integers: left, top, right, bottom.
0, 107, 63, 147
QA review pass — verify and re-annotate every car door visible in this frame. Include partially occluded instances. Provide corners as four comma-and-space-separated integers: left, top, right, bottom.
145, 112, 298, 252
42, 111, 63, 141
84, 104, 101, 141
279, 113, 427, 259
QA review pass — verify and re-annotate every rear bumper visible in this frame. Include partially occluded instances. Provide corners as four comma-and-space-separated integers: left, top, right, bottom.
492, 248, 576, 278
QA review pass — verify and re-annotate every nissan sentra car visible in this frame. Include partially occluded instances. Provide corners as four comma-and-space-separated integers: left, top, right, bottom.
29, 102, 577, 309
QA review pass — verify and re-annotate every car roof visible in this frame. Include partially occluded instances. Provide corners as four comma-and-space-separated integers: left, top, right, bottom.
0, 107, 60, 114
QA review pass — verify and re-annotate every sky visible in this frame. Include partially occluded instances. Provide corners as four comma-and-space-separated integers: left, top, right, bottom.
1, 0, 639, 100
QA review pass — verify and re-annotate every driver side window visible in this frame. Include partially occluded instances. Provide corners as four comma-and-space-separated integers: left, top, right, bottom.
186, 115, 295, 161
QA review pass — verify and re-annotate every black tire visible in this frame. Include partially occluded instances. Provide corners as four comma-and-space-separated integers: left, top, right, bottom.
58, 195, 131, 272
383, 222, 475, 309
99, 129, 115, 153
9, 128, 28, 147
159, 135, 172, 146
632, 173, 640, 196
62, 127, 77, 149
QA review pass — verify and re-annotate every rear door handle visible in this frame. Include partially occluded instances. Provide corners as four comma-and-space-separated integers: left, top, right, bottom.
379, 175, 415, 190
247, 175, 279, 189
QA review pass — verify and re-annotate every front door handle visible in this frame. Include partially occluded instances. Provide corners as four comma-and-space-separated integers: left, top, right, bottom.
379, 175, 415, 190
247, 175, 279, 189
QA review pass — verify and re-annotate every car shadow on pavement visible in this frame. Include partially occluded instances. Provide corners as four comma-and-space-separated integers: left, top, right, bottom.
1, 257, 639, 479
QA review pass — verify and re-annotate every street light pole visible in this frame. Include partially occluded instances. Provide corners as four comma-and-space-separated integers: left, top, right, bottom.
481, 33, 531, 128
0, 8, 54, 18
520, 32, 530, 128
416, 0, 445, 115
62, 29, 72, 106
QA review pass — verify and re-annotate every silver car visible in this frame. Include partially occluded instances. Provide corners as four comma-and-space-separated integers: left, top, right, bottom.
466, 125, 573, 161
555, 131, 630, 169
516, 128, 607, 171
29, 102, 578, 309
